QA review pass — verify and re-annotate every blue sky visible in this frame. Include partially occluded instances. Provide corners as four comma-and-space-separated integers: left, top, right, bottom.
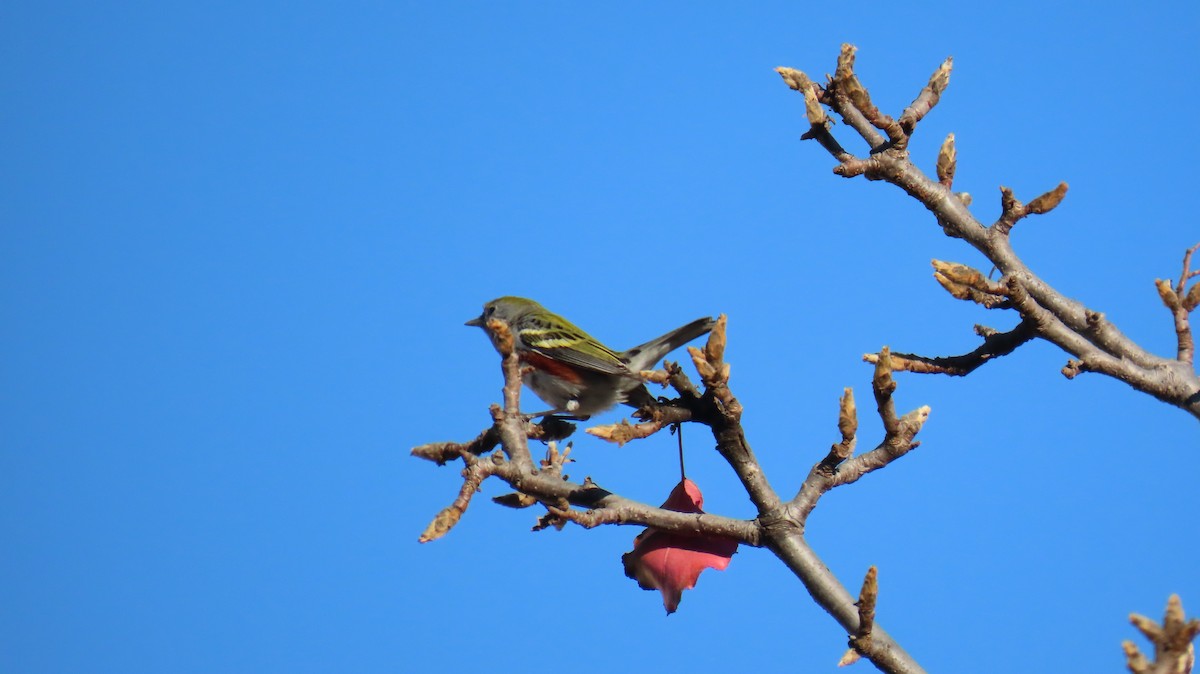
3, 2, 1198, 672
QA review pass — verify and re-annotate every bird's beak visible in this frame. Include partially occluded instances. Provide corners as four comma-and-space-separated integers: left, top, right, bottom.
465, 315, 484, 327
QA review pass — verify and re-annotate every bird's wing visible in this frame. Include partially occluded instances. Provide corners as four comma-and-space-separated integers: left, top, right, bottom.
519, 322, 632, 376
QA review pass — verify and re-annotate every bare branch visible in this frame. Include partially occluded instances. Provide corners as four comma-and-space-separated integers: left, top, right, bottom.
775, 67, 854, 161
758, 356, 929, 674
417, 315, 772, 546
686, 315, 781, 514
776, 47, 1200, 420
663, 359, 703, 398
899, 56, 953, 134
418, 452, 498, 543
424, 443, 762, 545
604, 325, 926, 673
1124, 594, 1199, 674
766, 534, 926, 674
470, 318, 538, 470
418, 46, 1200, 674
411, 427, 500, 465
676, 324, 926, 673
864, 320, 1035, 376
835, 44, 900, 144
819, 45, 885, 150
421, 307, 932, 673
1156, 243, 1200, 365
411, 415, 575, 465
789, 348, 930, 523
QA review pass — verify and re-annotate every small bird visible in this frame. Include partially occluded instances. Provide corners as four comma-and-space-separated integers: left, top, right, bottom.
466, 296, 715, 419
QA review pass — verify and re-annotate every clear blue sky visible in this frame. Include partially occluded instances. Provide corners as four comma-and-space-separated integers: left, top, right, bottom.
3, 2, 1198, 672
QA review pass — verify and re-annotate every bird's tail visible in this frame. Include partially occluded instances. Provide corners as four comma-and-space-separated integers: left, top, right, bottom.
621, 316, 717, 373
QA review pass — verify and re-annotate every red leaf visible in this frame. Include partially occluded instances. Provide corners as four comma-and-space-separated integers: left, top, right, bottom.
622, 479, 738, 614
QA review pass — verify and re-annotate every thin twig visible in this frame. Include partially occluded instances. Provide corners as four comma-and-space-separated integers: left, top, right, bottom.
864, 321, 1036, 376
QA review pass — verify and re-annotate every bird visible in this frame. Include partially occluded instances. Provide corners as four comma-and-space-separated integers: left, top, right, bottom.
466, 296, 715, 419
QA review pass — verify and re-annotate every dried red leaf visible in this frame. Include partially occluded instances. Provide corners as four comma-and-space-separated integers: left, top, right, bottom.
622, 479, 738, 614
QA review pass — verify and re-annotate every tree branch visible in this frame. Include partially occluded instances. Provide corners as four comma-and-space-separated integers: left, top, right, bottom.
776, 46, 1200, 421
417, 315, 931, 673
417, 45, 1198, 674
765, 533, 925, 674
411, 415, 576, 465
1123, 594, 1199, 674
863, 321, 1035, 376
788, 348, 930, 525
685, 335, 929, 674
1156, 243, 1200, 366
685, 316, 782, 515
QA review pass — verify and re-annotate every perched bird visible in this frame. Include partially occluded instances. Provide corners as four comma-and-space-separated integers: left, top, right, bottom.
466, 296, 715, 418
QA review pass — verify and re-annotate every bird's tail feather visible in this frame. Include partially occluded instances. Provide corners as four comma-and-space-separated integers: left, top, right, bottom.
621, 316, 716, 372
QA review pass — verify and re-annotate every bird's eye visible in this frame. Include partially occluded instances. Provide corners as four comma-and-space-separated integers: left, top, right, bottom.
485, 306, 495, 316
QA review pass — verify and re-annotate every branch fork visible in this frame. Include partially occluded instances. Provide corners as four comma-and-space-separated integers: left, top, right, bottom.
777, 45, 1200, 420
417, 313, 932, 673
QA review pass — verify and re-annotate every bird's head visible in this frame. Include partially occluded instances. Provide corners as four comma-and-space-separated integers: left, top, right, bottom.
465, 296, 543, 329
